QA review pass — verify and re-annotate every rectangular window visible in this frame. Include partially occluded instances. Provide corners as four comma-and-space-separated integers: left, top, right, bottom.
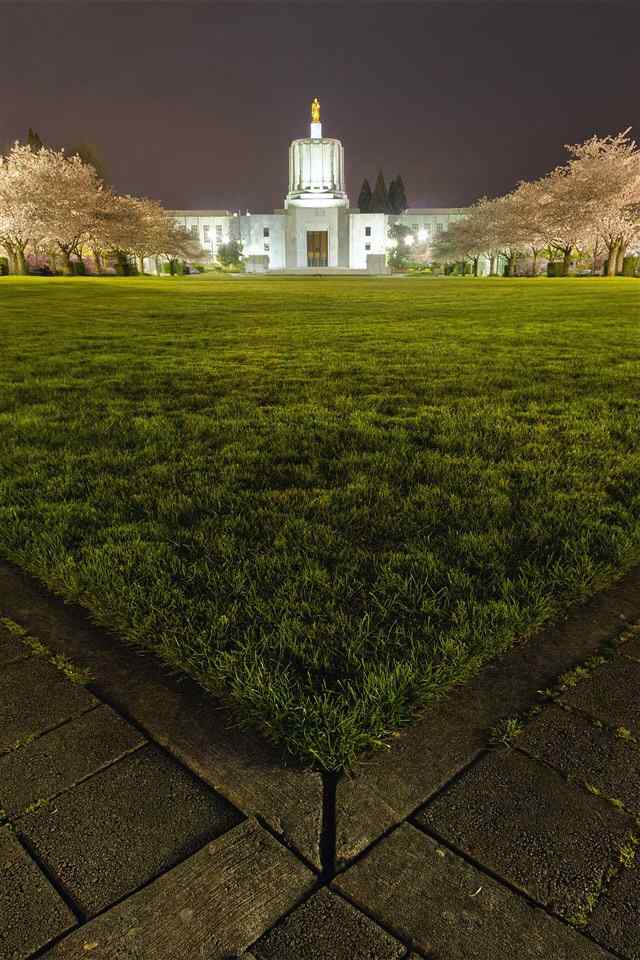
216, 224, 223, 235
365, 243, 371, 251
436, 223, 444, 233
263, 227, 270, 238
365, 226, 371, 237
264, 243, 270, 252
190, 224, 198, 237
203, 225, 210, 238
412, 224, 418, 231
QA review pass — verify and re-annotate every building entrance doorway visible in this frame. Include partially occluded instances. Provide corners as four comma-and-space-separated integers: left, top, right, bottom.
307, 231, 328, 267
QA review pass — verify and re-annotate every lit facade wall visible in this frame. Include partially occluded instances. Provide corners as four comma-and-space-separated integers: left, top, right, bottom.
394, 209, 468, 245
169, 211, 236, 261
166, 207, 472, 271
348, 213, 387, 269
238, 214, 285, 270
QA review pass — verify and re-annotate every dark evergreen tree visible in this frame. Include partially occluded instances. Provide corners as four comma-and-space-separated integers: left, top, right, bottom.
388, 175, 408, 214
357, 178, 372, 213
370, 170, 389, 213
395, 174, 408, 213
68, 142, 108, 183
27, 128, 43, 151
388, 177, 400, 214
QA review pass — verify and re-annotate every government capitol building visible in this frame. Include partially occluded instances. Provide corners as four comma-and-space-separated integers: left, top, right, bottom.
169, 99, 470, 274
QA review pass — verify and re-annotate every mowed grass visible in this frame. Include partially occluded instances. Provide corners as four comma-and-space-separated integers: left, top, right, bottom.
1, 275, 639, 769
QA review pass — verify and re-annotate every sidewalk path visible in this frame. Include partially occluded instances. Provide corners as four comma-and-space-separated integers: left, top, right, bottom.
1, 559, 639, 959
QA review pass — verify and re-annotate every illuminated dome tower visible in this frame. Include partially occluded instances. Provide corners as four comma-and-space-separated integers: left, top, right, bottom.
286, 98, 348, 207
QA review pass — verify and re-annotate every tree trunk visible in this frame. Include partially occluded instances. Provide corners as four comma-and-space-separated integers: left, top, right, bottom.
5, 249, 16, 274
606, 242, 619, 277
472, 257, 479, 277
59, 248, 73, 275
489, 255, 496, 275
138, 255, 145, 275
92, 248, 103, 274
616, 244, 626, 274
562, 249, 572, 276
531, 250, 538, 276
15, 246, 28, 275
507, 253, 517, 277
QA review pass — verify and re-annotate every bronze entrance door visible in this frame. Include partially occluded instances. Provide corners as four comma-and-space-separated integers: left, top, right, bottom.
307, 231, 328, 267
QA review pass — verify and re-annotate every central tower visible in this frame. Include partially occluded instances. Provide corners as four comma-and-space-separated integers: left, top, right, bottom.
286, 98, 348, 207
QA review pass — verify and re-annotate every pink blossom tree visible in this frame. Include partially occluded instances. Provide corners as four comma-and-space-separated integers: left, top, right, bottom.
0, 144, 47, 274
564, 129, 640, 275
33, 148, 107, 274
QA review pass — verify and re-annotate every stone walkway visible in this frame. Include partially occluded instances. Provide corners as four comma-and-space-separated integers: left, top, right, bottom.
1, 559, 640, 959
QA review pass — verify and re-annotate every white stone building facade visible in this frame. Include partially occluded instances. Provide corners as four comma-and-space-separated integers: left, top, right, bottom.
169, 107, 473, 274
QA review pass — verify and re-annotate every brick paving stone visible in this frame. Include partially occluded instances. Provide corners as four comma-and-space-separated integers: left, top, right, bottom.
559, 654, 640, 736
335, 823, 615, 959
0, 562, 324, 868
0, 624, 29, 666
252, 888, 405, 960
0, 655, 96, 753
0, 825, 76, 958
518, 703, 640, 814
417, 750, 634, 923
18, 742, 243, 918
588, 860, 640, 959
333, 578, 640, 865
43, 819, 314, 960
0, 704, 146, 818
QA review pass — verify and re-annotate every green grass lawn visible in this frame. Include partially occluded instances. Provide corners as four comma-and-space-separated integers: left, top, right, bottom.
1, 275, 639, 769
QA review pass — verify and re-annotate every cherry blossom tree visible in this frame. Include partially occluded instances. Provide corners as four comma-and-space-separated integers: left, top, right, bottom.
101, 197, 203, 274
34, 149, 107, 274
478, 195, 530, 276
532, 165, 596, 275
122, 197, 173, 273
432, 204, 491, 275
503, 181, 548, 276
158, 219, 204, 271
531, 129, 640, 275
564, 129, 640, 275
0, 144, 46, 274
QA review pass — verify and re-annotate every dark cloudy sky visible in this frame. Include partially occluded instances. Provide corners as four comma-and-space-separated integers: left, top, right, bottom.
1, 2, 637, 211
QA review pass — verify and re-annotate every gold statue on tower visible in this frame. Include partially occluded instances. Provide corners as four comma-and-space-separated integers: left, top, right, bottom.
311, 97, 321, 123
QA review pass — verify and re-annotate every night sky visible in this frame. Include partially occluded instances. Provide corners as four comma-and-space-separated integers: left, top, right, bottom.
2, 2, 637, 212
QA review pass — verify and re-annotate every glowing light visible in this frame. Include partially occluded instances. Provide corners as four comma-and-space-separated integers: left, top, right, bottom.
385, 239, 398, 250
404, 235, 414, 246
417, 228, 429, 242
